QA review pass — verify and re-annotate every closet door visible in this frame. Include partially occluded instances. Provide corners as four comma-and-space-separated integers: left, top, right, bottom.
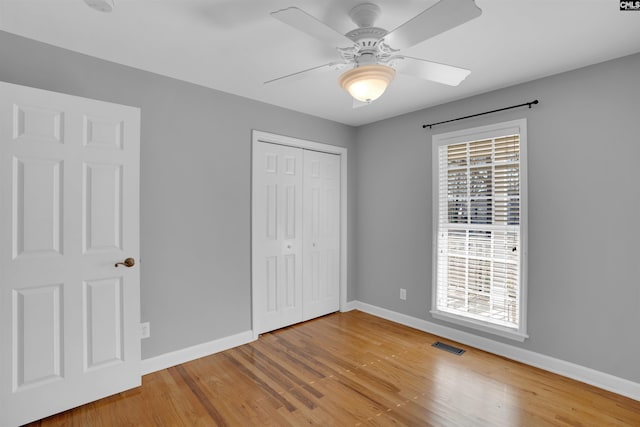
302, 150, 340, 321
252, 142, 303, 334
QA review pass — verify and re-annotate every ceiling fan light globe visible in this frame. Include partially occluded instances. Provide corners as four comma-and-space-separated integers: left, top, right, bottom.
338, 64, 395, 103
349, 80, 386, 103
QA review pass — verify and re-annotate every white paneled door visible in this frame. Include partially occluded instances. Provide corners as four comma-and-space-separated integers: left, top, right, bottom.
302, 150, 340, 321
252, 142, 304, 334
0, 81, 141, 427
252, 139, 340, 334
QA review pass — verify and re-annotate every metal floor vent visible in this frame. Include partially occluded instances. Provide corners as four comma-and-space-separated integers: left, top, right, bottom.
432, 341, 465, 355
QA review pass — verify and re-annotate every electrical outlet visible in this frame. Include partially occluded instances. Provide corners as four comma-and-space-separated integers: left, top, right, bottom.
400, 288, 407, 300
141, 322, 150, 339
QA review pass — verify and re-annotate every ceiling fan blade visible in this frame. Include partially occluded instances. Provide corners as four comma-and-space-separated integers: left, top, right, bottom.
394, 56, 471, 86
264, 62, 347, 85
384, 0, 482, 50
271, 7, 355, 47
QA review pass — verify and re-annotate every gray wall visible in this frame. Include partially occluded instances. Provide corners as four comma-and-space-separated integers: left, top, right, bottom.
0, 31, 357, 359
355, 52, 640, 382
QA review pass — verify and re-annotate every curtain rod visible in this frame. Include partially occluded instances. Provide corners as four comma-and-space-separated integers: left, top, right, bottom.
422, 100, 539, 129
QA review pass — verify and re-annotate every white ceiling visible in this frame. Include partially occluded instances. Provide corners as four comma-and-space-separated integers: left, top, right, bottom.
1, 0, 639, 126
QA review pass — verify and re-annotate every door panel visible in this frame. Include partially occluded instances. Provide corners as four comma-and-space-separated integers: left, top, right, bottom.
303, 150, 340, 321
13, 104, 63, 144
83, 116, 123, 149
0, 81, 140, 427
284, 255, 296, 307
84, 277, 124, 370
14, 284, 63, 389
252, 142, 303, 334
83, 162, 123, 253
13, 157, 63, 258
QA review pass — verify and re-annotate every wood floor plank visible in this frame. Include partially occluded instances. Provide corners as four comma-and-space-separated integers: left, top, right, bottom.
23, 310, 640, 426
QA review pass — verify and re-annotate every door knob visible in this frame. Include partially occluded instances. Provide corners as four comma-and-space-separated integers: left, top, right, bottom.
115, 257, 135, 268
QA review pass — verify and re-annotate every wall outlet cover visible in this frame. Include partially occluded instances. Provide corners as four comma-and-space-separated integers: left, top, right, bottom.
141, 322, 150, 339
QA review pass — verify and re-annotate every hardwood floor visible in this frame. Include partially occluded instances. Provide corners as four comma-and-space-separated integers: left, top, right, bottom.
25, 310, 640, 426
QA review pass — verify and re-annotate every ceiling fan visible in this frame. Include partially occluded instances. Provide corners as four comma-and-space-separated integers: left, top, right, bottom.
266, 0, 482, 107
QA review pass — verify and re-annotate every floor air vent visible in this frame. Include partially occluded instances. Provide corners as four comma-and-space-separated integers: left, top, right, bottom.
432, 341, 465, 355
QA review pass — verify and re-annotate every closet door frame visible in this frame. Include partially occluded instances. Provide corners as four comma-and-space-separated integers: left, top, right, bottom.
251, 130, 348, 339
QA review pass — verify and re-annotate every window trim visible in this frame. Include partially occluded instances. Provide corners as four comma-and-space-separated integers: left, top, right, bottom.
431, 119, 528, 342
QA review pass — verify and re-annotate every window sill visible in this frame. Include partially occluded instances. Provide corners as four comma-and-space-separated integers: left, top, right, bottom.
430, 310, 529, 342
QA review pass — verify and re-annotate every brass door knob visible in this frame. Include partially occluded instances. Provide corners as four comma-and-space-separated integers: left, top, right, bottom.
115, 257, 135, 268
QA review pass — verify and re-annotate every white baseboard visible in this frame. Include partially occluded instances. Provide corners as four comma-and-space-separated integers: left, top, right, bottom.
341, 300, 358, 312
140, 330, 255, 376
351, 300, 640, 402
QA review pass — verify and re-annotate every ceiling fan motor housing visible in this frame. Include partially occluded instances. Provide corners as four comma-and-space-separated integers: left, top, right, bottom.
342, 3, 392, 65
342, 26, 395, 66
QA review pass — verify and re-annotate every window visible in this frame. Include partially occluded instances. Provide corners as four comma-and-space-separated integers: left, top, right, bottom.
431, 119, 528, 341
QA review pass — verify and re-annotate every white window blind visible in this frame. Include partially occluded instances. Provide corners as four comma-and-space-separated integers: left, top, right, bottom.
432, 120, 527, 340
